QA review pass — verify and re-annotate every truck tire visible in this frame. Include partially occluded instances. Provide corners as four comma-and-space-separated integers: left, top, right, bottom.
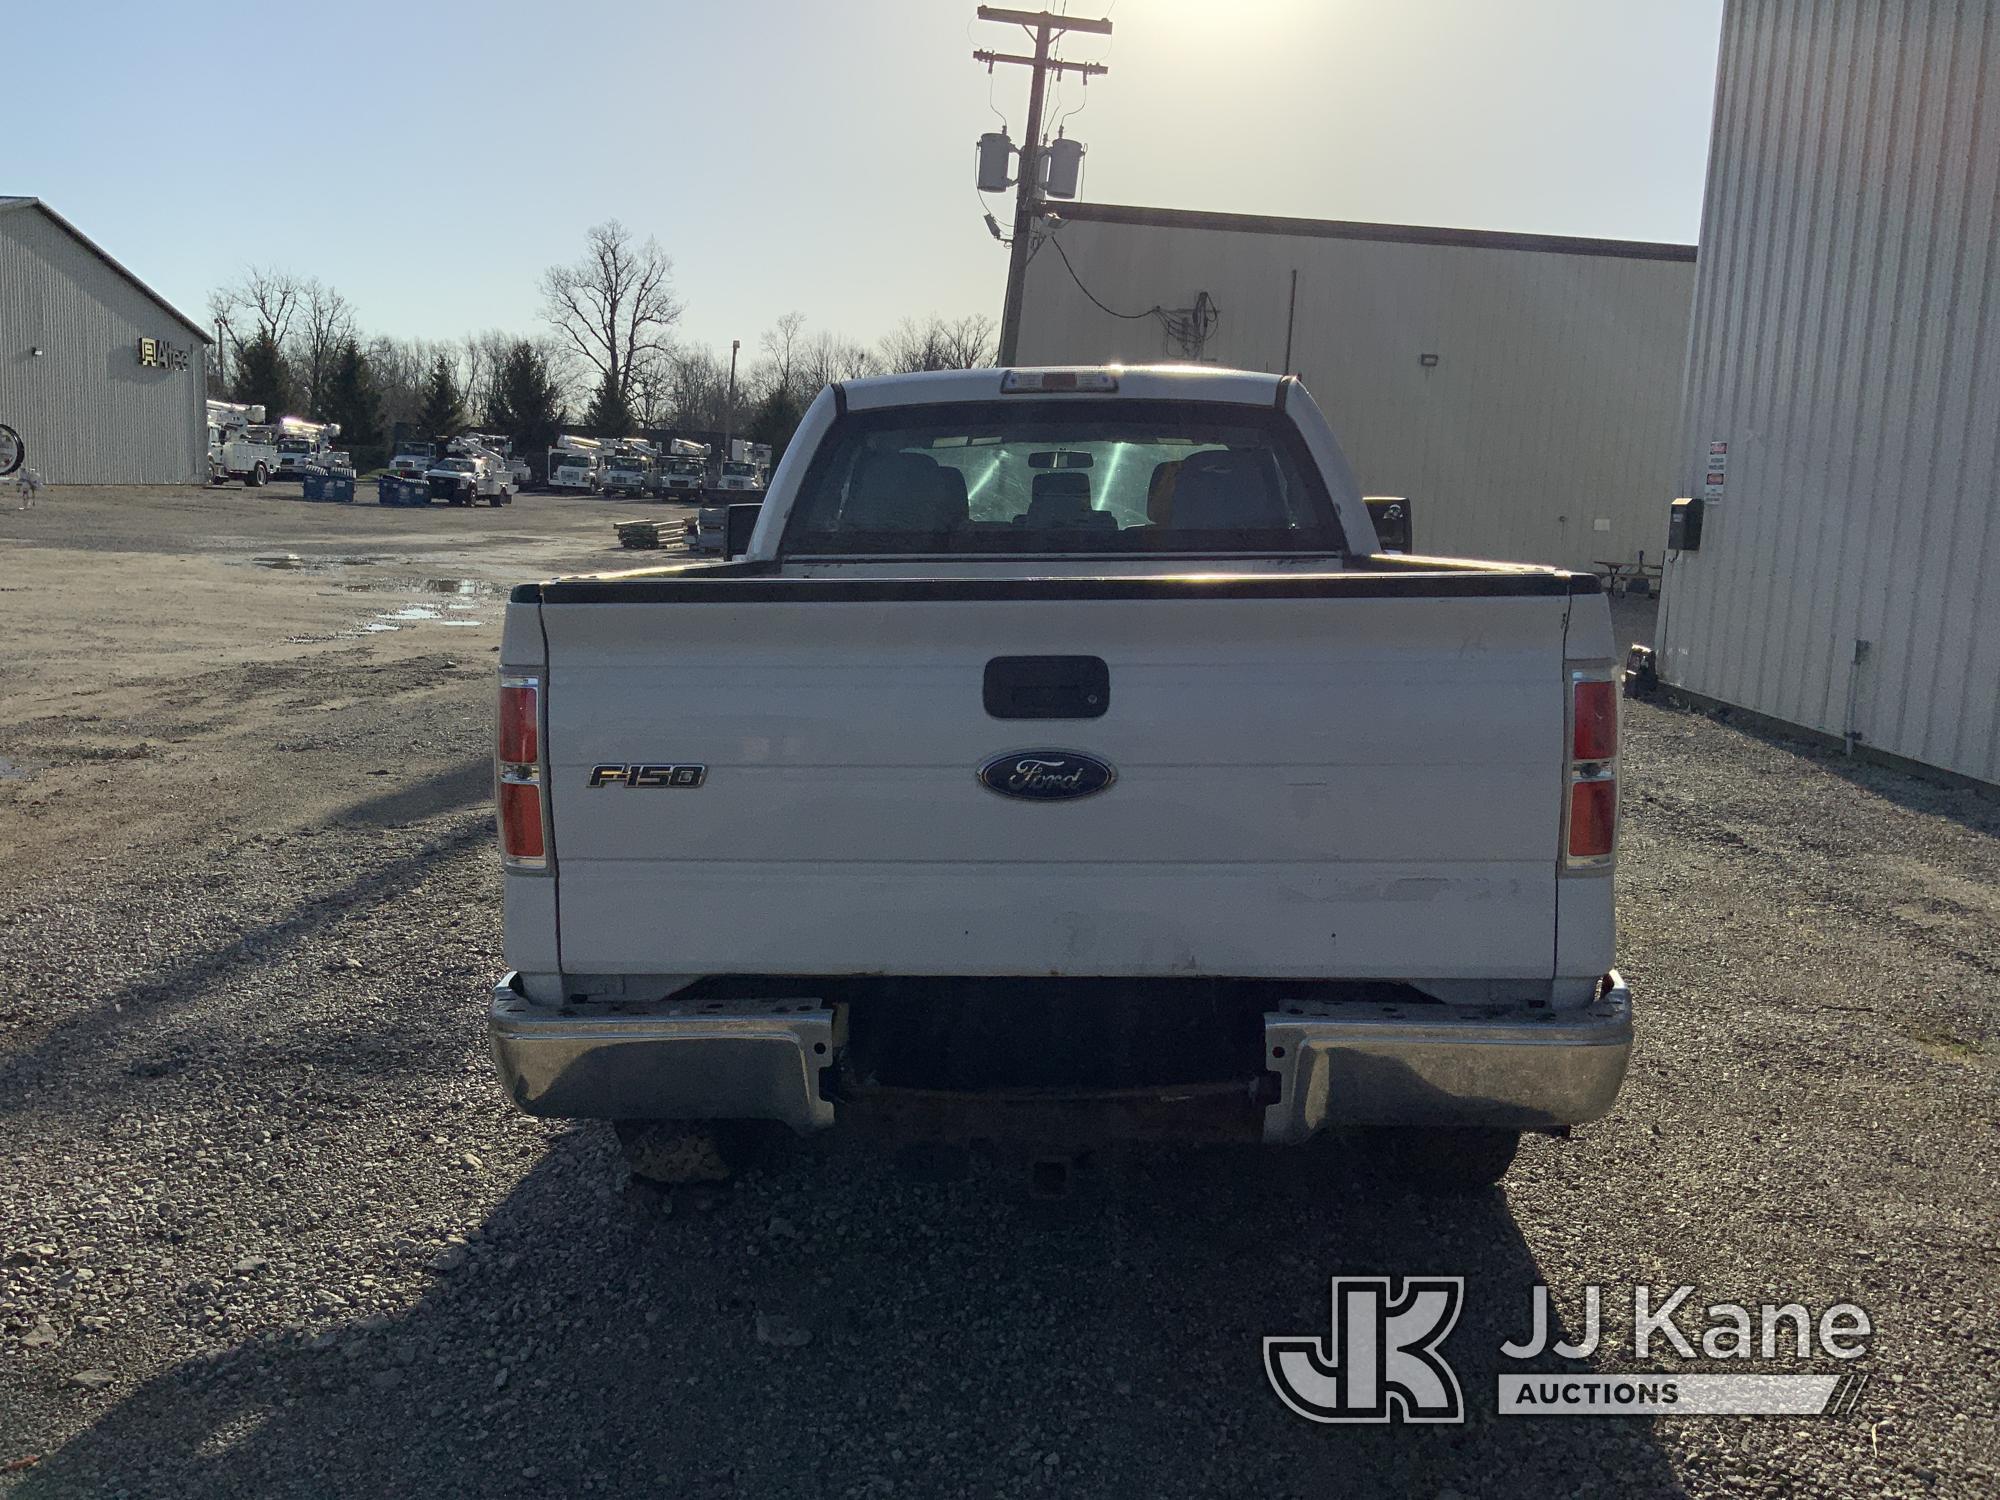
250, 463, 268, 487
1359, 1126, 1521, 1193
614, 1119, 774, 1185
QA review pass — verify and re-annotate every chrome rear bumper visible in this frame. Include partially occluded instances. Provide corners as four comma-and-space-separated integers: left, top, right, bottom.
489, 973, 1631, 1139
490, 977, 835, 1130
1260, 974, 1633, 1142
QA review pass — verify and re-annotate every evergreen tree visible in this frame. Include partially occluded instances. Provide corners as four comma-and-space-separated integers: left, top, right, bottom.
584, 371, 635, 439
417, 355, 466, 439
486, 341, 566, 467
746, 384, 805, 465
229, 330, 294, 419
321, 340, 381, 461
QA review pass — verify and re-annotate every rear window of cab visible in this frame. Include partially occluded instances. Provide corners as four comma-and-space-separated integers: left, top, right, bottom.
782, 399, 1348, 555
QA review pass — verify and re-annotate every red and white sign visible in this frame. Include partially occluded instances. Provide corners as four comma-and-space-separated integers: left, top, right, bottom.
1703, 441, 1728, 500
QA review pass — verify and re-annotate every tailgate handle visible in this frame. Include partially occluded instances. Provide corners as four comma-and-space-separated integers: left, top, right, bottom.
984, 656, 1109, 719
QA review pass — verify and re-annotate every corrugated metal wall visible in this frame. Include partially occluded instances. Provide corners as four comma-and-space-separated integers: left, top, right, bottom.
1017, 212, 1696, 571
1660, 0, 2000, 784
0, 206, 206, 484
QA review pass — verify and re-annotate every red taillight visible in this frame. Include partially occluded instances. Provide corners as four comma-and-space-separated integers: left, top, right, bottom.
499, 780, 545, 860
498, 675, 546, 869
1568, 778, 1616, 860
1564, 671, 1618, 868
499, 682, 538, 765
1573, 679, 1618, 761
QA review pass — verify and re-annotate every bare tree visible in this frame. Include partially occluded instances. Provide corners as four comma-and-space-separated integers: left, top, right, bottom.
209, 266, 305, 353
797, 329, 876, 393
292, 279, 358, 419
456, 330, 516, 428
366, 335, 443, 439
540, 221, 683, 408
665, 345, 735, 433
757, 311, 807, 397
878, 313, 997, 373
942, 312, 998, 369
629, 360, 676, 429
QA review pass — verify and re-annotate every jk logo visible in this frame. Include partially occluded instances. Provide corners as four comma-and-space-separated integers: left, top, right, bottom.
1265, 1277, 1465, 1424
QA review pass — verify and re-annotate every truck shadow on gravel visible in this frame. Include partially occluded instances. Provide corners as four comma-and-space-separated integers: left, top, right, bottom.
20, 1132, 1684, 1500
0, 814, 492, 1117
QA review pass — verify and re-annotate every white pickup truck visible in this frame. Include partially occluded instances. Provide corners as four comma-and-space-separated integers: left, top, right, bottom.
489, 367, 1630, 1191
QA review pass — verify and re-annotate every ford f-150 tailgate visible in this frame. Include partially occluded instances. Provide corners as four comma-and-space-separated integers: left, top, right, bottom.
528, 572, 1587, 982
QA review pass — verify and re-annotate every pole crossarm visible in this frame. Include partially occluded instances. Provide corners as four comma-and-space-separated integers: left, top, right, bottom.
972, 50, 1108, 77
975, 6, 1112, 35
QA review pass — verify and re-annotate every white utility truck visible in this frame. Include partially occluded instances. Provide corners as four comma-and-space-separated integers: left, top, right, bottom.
473, 433, 534, 491
275, 417, 342, 478
427, 445, 514, 506
654, 438, 709, 499
602, 442, 656, 498
489, 367, 1630, 1191
206, 400, 280, 487
547, 437, 605, 493
390, 440, 436, 475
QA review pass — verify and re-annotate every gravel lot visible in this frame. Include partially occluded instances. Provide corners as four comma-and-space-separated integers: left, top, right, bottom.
1, 486, 1994, 1498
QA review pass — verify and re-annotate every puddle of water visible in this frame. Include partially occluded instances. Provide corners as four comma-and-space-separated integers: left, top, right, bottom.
361, 623, 399, 633
379, 605, 442, 622
0, 754, 28, 781
254, 554, 385, 572
436, 619, 485, 627
341, 577, 494, 597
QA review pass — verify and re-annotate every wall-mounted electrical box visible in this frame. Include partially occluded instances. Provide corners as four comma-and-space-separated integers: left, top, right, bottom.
1669, 495, 1704, 551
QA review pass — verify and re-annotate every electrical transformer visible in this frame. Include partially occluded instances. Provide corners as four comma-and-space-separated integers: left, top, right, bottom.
975, 132, 1014, 193
1043, 135, 1085, 199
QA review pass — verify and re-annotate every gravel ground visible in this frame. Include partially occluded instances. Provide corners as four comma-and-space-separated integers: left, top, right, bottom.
1, 487, 1994, 1497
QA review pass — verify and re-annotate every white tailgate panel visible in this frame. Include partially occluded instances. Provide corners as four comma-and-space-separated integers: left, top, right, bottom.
542, 594, 1566, 978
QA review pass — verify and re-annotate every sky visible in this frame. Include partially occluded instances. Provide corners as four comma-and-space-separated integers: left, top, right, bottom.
11, 0, 1726, 357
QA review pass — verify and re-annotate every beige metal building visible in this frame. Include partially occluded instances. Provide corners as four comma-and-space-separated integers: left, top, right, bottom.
1014, 202, 1696, 571
0, 197, 210, 484
1658, 0, 1999, 785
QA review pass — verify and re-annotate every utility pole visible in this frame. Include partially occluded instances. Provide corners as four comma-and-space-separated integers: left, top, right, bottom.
974, 6, 1110, 365
723, 338, 740, 452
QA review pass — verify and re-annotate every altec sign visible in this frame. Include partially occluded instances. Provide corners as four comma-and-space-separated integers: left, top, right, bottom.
136, 336, 191, 371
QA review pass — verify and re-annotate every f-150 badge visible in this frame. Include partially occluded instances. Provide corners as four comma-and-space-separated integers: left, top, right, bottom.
588, 764, 706, 788
977, 751, 1114, 801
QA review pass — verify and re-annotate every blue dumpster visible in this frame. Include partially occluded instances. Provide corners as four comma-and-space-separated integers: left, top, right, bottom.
302, 471, 353, 503
376, 473, 427, 507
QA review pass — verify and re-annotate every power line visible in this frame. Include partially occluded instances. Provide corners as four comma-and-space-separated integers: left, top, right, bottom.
1044, 231, 1222, 357
1044, 231, 1159, 320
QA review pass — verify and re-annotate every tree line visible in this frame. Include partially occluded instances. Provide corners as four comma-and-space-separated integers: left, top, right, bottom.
209, 221, 996, 473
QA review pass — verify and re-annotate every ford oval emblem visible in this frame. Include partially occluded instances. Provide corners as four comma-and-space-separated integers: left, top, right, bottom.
978, 750, 1115, 801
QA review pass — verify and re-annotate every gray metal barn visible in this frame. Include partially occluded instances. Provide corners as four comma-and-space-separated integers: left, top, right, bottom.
0, 197, 210, 484
1014, 203, 1696, 572
1659, 0, 2000, 786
